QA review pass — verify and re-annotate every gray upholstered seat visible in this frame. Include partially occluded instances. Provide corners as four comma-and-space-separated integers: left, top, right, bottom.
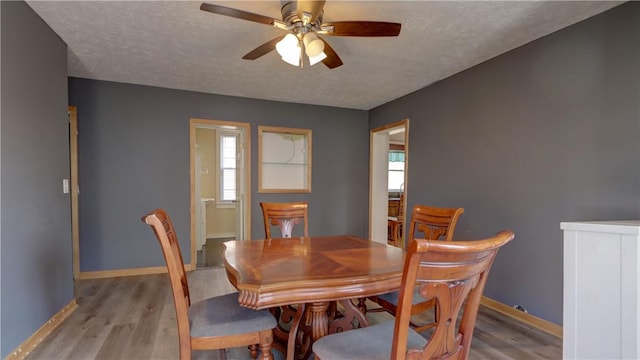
189, 293, 277, 338
375, 286, 422, 306
313, 321, 427, 360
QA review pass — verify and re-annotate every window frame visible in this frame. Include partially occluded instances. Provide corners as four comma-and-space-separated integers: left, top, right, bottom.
388, 150, 405, 192
216, 130, 238, 208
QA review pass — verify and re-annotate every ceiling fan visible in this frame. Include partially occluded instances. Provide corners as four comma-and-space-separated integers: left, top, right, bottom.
200, 1, 401, 69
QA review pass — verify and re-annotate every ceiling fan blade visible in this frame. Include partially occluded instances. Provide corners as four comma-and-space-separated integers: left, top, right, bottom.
296, 0, 326, 24
200, 2, 277, 26
320, 21, 401, 37
242, 35, 287, 60
320, 39, 343, 69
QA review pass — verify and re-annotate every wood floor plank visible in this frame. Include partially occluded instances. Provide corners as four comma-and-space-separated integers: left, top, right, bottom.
94, 323, 136, 360
25, 267, 561, 360
26, 277, 128, 359
113, 274, 165, 326
149, 302, 180, 359
63, 276, 139, 359
120, 277, 169, 359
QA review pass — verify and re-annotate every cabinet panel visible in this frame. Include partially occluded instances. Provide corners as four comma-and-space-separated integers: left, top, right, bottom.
562, 221, 640, 359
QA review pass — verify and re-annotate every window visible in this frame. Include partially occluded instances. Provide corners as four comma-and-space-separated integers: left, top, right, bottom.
219, 132, 236, 205
388, 151, 404, 192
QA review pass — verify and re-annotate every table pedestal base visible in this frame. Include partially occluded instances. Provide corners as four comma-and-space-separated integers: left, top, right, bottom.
273, 299, 369, 360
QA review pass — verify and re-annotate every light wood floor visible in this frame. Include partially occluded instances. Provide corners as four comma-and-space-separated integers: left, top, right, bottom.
25, 268, 561, 359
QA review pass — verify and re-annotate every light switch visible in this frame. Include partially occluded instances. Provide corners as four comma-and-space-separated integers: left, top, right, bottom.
63, 179, 70, 194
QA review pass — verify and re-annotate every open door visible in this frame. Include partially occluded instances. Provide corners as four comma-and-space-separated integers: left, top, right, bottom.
234, 129, 247, 241
69, 106, 80, 280
190, 118, 251, 269
370, 130, 390, 244
369, 119, 409, 248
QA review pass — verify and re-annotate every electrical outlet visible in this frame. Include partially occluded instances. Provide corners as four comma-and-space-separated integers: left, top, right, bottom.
513, 304, 528, 313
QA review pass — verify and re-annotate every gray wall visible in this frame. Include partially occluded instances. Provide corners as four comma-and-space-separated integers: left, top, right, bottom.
68, 78, 369, 271
370, 2, 639, 325
3, 6, 634, 354
1, 1, 73, 357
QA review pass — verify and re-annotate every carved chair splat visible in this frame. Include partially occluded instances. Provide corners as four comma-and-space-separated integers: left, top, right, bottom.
313, 230, 515, 360
371, 204, 465, 332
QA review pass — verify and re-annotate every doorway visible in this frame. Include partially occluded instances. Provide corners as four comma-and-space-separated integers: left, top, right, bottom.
369, 119, 409, 248
189, 118, 251, 269
69, 106, 80, 280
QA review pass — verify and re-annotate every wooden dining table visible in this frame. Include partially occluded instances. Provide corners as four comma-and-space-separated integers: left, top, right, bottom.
222, 235, 405, 360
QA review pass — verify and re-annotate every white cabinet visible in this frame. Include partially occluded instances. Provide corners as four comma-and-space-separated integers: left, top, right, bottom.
562, 220, 640, 359
197, 198, 215, 250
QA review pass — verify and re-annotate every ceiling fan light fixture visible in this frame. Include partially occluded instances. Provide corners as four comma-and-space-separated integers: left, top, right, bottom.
281, 45, 301, 66
303, 32, 324, 58
308, 51, 327, 66
276, 33, 299, 58
200, 2, 402, 70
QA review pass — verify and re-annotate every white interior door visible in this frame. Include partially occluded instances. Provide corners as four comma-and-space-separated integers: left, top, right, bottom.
370, 131, 390, 244
195, 153, 205, 250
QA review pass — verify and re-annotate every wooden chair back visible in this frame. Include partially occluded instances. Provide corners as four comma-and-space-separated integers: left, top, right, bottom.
408, 205, 464, 242
398, 192, 405, 220
392, 230, 514, 359
388, 194, 406, 247
260, 201, 309, 239
143, 209, 276, 360
142, 209, 192, 359
371, 204, 466, 331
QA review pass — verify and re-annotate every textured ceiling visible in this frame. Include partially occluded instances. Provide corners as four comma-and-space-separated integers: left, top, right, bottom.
27, 1, 621, 110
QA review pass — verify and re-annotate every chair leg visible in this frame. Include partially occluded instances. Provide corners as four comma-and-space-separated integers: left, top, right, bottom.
248, 344, 258, 359
258, 329, 274, 360
219, 348, 228, 360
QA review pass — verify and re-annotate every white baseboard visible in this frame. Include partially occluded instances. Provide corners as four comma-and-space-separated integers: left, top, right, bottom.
206, 232, 235, 239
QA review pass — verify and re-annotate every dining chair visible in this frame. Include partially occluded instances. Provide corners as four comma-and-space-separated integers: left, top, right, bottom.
260, 201, 308, 238
258, 201, 311, 357
370, 204, 465, 332
142, 209, 276, 360
313, 230, 515, 360
387, 192, 404, 247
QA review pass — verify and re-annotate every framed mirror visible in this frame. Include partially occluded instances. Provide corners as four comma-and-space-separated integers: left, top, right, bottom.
258, 126, 312, 193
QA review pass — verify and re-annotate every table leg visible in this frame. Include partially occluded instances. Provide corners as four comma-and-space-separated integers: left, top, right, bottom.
286, 303, 307, 360
269, 299, 371, 360
285, 302, 329, 360
270, 305, 298, 357
308, 302, 330, 340
329, 299, 369, 333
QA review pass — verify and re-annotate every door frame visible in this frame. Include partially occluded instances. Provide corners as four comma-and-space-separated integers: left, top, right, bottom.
189, 118, 251, 269
69, 106, 80, 280
369, 118, 409, 247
